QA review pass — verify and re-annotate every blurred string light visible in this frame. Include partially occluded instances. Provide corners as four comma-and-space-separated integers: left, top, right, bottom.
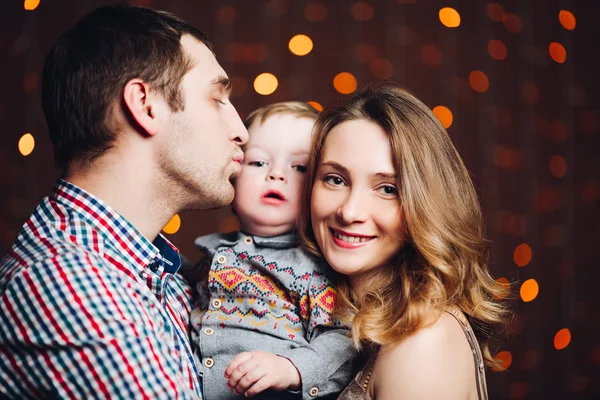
493, 350, 513, 371
24, 0, 40, 11
216, 5, 238, 25
254, 73, 278, 95
307, 101, 323, 112
513, 243, 532, 267
439, 7, 460, 28
351, 2, 374, 21
432, 105, 453, 129
494, 277, 510, 300
549, 42, 567, 63
305, 3, 327, 22
18, 133, 35, 156
488, 40, 507, 60
559, 10, 576, 30
520, 279, 539, 302
502, 13, 522, 33
333, 72, 357, 94
162, 214, 181, 234
469, 70, 489, 93
486, 3, 505, 22
550, 155, 567, 178
288, 34, 313, 56
554, 328, 571, 350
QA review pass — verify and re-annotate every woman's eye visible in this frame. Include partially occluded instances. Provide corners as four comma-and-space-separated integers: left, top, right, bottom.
214, 98, 226, 105
293, 165, 307, 173
324, 175, 345, 186
378, 185, 399, 196
249, 161, 266, 167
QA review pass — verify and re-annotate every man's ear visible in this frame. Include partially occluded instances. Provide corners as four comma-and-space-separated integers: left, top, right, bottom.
122, 79, 162, 137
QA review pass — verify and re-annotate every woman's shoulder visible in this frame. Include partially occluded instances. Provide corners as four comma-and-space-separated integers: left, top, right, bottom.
372, 309, 476, 399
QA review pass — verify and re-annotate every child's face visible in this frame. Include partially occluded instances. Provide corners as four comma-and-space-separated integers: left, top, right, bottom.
233, 113, 315, 237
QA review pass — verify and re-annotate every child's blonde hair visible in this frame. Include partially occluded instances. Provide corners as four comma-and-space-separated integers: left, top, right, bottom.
244, 101, 319, 129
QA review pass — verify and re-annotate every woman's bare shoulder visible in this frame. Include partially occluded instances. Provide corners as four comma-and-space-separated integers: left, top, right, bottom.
372, 310, 476, 399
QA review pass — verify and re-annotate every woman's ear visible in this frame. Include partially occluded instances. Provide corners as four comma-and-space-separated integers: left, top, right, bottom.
122, 79, 163, 137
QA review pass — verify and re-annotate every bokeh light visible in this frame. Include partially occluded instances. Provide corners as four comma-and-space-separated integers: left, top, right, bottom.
559, 10, 576, 30
230, 76, 248, 98
216, 5, 238, 25
353, 43, 379, 63
514, 243, 532, 267
486, 3, 505, 22
554, 328, 572, 350
432, 105, 453, 129
307, 101, 323, 112
18, 133, 35, 156
288, 34, 313, 56
549, 42, 567, 63
333, 72, 358, 94
521, 82, 540, 105
520, 279, 539, 302
503, 13, 522, 33
254, 73, 278, 95
494, 277, 511, 300
244, 43, 268, 63
549, 155, 567, 178
509, 382, 529, 400
488, 40, 507, 60
305, 3, 327, 22
351, 2, 374, 21
439, 7, 461, 28
162, 214, 181, 234
370, 58, 393, 79
420, 45, 443, 67
24, 0, 40, 11
469, 70, 489, 93
493, 350, 513, 371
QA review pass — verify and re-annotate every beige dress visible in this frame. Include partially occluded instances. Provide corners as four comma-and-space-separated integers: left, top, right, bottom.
337, 310, 488, 400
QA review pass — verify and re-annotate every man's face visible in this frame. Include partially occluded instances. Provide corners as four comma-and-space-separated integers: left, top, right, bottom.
233, 114, 314, 237
158, 35, 248, 210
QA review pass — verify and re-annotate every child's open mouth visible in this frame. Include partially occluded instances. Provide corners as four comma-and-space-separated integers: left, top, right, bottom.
261, 190, 286, 205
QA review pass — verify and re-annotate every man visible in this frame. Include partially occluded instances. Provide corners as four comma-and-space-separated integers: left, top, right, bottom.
0, 5, 247, 399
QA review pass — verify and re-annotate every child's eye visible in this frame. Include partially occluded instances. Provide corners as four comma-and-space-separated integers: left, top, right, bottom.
377, 185, 399, 197
249, 161, 266, 167
293, 165, 307, 173
323, 175, 345, 186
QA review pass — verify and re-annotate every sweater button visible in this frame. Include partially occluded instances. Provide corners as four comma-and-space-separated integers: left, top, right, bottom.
204, 358, 214, 369
243, 237, 253, 245
204, 328, 214, 336
212, 299, 222, 309
216, 255, 227, 264
309, 387, 319, 397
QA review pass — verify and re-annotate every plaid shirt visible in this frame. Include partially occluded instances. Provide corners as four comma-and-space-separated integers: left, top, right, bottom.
0, 179, 202, 399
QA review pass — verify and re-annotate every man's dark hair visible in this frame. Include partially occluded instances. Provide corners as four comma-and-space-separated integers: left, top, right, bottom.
41, 5, 213, 173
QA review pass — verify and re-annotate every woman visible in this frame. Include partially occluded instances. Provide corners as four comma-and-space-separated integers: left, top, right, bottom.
298, 83, 509, 399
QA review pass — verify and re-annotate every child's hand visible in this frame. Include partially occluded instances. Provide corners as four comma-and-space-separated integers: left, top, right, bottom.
225, 351, 301, 397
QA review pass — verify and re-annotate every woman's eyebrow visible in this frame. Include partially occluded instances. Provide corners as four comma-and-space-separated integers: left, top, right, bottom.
320, 161, 349, 175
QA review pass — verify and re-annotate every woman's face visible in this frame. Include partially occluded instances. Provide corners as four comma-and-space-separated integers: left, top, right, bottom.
311, 119, 405, 282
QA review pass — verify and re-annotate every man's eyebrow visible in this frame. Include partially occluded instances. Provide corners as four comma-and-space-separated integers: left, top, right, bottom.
211, 76, 232, 94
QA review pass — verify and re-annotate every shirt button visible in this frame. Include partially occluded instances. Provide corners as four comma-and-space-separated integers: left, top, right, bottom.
204, 328, 214, 335
243, 237, 253, 245
204, 358, 214, 369
212, 299, 222, 309
309, 387, 319, 397
216, 255, 227, 264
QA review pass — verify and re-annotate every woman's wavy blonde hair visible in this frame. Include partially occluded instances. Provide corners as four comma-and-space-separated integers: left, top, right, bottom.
298, 82, 510, 367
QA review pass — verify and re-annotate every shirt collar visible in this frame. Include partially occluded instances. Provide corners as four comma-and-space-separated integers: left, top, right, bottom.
218, 231, 299, 249
52, 179, 181, 274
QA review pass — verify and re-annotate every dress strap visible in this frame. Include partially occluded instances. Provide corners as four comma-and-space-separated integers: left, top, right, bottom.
444, 309, 489, 400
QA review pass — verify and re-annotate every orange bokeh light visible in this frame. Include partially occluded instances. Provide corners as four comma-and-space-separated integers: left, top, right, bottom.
305, 3, 328, 22
420, 45, 443, 67
503, 13, 522, 33
493, 350, 513, 371
439, 7, 461, 28
24, 0, 40, 11
333, 72, 358, 94
469, 70, 489, 93
549, 155, 567, 178
432, 106, 453, 129
554, 328, 571, 350
352, 2, 374, 21
549, 42, 567, 63
216, 6, 238, 25
494, 277, 510, 300
514, 243, 532, 267
559, 10, 576, 30
307, 101, 323, 112
486, 3, 504, 22
488, 40, 507, 60
520, 279, 539, 302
